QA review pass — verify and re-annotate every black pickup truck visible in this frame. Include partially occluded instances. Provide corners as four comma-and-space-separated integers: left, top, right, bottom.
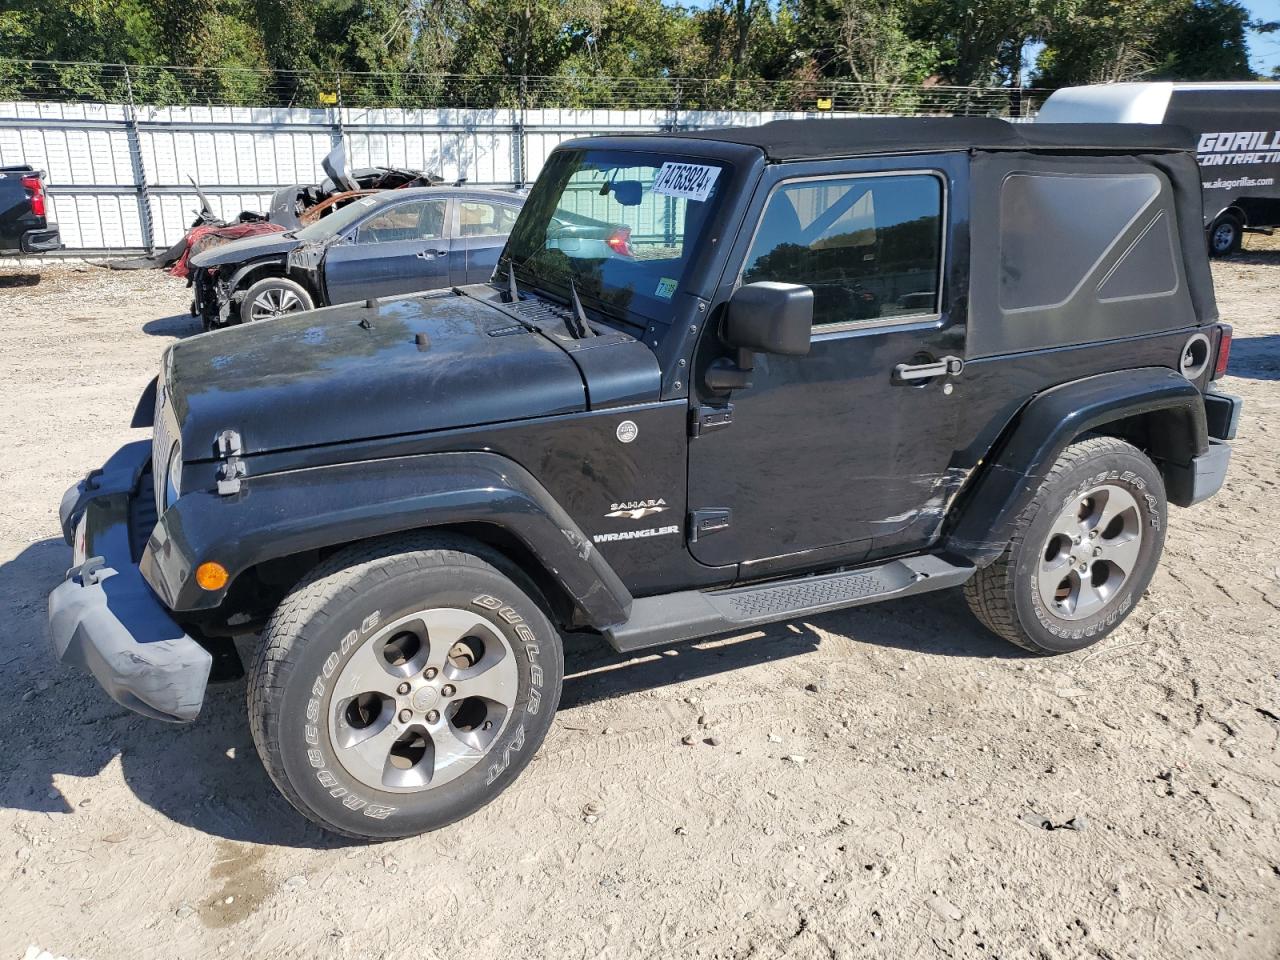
0, 165, 60, 255
49, 118, 1240, 840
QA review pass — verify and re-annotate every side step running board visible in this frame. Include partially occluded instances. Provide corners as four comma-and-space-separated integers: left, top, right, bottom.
604, 555, 974, 653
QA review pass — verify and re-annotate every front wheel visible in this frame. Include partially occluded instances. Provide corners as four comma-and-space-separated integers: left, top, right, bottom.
247, 534, 563, 839
238, 276, 314, 323
964, 436, 1167, 655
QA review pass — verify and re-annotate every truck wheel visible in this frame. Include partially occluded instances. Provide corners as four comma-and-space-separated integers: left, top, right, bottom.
239, 276, 313, 323
1208, 213, 1242, 257
247, 534, 562, 839
963, 437, 1166, 655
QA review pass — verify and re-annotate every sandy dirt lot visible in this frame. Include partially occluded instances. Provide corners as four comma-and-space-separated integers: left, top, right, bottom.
0, 251, 1277, 960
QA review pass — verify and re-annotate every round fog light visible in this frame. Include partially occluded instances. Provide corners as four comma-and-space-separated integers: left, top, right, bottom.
195, 562, 229, 591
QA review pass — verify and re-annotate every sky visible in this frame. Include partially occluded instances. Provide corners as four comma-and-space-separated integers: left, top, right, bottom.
673, 0, 1280, 79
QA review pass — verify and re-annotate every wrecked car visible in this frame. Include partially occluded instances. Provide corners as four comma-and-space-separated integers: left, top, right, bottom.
107, 143, 443, 277
188, 186, 524, 326
50, 118, 1239, 839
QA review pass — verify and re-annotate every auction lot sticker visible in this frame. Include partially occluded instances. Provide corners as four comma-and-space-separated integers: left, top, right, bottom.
652, 163, 720, 202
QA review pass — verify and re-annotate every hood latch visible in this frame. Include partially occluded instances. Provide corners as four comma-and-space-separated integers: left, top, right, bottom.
215, 429, 247, 495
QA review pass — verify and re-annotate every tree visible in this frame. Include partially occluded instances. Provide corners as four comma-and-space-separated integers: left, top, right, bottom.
1149, 0, 1253, 80
915, 0, 1064, 86
1035, 0, 1254, 87
796, 1, 937, 81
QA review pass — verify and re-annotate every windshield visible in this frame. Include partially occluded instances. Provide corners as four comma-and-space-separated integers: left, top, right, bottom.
505, 149, 730, 323
293, 195, 381, 241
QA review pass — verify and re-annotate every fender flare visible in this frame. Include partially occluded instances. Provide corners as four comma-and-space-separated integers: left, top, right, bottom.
1206, 203, 1246, 229
130, 376, 158, 428
140, 451, 633, 629
944, 368, 1207, 566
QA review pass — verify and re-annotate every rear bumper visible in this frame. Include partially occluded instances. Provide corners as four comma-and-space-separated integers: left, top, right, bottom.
1164, 438, 1233, 507
21, 225, 61, 253
48, 442, 211, 722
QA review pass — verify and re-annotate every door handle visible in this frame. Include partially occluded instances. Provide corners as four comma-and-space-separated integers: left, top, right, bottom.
893, 355, 964, 382
416, 248, 447, 259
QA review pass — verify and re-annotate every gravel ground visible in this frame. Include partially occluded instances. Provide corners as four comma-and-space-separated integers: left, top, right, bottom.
0, 252, 1278, 960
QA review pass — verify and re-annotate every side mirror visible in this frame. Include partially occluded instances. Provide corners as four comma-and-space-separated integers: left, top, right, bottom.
707, 282, 813, 392
723, 282, 814, 356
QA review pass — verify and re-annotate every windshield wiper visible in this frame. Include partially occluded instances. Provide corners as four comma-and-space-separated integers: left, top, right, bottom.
504, 260, 520, 304
568, 280, 597, 339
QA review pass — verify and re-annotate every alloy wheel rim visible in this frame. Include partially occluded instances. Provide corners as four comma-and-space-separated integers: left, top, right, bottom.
1212, 223, 1235, 252
327, 608, 518, 793
249, 287, 304, 320
1036, 483, 1143, 622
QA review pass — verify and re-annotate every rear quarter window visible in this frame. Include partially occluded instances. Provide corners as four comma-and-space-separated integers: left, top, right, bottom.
966, 154, 1195, 359
999, 172, 1174, 312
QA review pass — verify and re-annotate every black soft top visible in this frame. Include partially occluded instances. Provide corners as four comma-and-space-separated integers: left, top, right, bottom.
669, 117, 1194, 161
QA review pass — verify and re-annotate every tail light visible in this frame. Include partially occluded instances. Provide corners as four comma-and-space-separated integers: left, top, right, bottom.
606, 226, 633, 257
1213, 324, 1232, 380
20, 173, 46, 217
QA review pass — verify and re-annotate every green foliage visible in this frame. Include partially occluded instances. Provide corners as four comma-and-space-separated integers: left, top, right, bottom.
1035, 0, 1253, 86
1149, 0, 1253, 80
0, 0, 1263, 106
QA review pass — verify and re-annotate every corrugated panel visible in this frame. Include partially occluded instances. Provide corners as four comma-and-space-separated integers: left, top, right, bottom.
1, 100, 815, 253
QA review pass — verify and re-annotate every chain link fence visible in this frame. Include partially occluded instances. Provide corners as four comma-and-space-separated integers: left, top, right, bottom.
0, 60, 1049, 117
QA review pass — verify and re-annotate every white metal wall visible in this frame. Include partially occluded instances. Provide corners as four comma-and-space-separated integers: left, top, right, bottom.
0, 101, 860, 253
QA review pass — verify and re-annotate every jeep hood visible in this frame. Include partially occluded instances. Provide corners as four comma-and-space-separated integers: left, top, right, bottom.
164, 292, 590, 458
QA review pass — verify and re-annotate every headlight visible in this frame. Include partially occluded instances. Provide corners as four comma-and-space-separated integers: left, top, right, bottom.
164, 443, 183, 510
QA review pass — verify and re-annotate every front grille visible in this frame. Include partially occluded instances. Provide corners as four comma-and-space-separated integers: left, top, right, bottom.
130, 472, 159, 562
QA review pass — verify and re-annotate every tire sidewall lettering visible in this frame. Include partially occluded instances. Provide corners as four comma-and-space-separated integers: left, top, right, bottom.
1023, 457, 1163, 645
303, 607, 396, 819
298, 588, 547, 823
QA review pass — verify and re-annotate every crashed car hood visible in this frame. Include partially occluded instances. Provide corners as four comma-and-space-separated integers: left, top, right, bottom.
163, 292, 587, 458
188, 231, 301, 270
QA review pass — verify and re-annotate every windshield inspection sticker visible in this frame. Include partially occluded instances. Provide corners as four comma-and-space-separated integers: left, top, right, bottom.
655, 277, 677, 300
652, 162, 720, 202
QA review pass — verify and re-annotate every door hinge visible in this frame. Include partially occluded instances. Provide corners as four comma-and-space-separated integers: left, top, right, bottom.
689, 403, 734, 438
689, 508, 731, 542
215, 429, 246, 496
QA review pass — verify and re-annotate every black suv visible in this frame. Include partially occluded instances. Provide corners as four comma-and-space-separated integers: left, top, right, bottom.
49, 118, 1240, 839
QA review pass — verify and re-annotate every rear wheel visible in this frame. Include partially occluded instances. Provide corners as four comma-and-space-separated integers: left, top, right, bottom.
1208, 213, 1243, 257
239, 276, 313, 323
964, 437, 1166, 655
247, 534, 563, 839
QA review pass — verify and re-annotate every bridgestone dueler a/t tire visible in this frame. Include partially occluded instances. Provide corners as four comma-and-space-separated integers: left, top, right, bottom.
963, 437, 1167, 655
247, 533, 563, 840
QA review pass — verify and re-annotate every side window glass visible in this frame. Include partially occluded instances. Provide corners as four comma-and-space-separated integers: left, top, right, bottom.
357, 200, 445, 244
742, 174, 943, 326
459, 201, 508, 237
999, 172, 1163, 312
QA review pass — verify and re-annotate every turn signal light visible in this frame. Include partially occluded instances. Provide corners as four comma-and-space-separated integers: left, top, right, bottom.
195, 561, 229, 591
1213, 324, 1232, 380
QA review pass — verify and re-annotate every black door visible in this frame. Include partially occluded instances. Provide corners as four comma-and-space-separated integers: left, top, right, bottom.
687, 160, 967, 572
323, 197, 451, 303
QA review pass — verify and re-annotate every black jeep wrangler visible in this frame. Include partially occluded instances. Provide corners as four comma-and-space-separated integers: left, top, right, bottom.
49, 118, 1241, 839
